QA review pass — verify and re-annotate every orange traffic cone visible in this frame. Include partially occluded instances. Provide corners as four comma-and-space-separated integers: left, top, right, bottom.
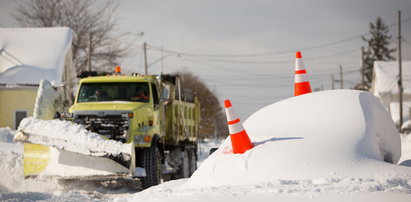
224, 99, 253, 154
294, 51, 312, 96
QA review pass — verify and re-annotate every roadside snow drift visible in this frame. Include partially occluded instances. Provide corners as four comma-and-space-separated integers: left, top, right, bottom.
184, 90, 408, 188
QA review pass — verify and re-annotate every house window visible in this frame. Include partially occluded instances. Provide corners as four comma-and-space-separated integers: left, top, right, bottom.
15, 110, 27, 129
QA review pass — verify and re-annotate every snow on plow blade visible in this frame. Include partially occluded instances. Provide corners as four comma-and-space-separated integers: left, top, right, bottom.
14, 117, 135, 178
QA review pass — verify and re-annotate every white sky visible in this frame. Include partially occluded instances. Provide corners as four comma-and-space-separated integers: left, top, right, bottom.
1, 0, 411, 120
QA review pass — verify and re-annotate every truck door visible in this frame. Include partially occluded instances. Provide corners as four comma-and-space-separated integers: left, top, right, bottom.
151, 83, 160, 109
151, 83, 165, 137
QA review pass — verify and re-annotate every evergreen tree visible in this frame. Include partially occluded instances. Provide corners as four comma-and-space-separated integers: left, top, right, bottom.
362, 17, 396, 89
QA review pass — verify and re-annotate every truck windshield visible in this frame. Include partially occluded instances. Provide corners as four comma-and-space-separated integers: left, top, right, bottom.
77, 82, 150, 103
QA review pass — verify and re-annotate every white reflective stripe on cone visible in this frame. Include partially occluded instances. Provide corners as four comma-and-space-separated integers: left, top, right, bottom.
295, 58, 305, 71
229, 123, 244, 134
295, 74, 309, 83
225, 107, 239, 122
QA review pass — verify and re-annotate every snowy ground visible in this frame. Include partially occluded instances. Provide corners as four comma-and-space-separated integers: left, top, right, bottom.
0, 127, 221, 201
1, 90, 411, 201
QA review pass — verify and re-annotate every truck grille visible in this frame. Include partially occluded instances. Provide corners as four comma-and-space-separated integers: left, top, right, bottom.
74, 114, 129, 142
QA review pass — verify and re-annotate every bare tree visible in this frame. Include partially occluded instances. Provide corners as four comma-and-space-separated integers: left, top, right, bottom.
14, 0, 128, 75
177, 71, 228, 140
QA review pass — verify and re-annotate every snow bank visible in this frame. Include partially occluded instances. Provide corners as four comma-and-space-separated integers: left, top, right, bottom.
0, 147, 56, 194
0, 127, 134, 198
0, 127, 15, 143
0, 127, 21, 154
185, 90, 407, 188
0, 126, 60, 193
119, 177, 411, 202
120, 90, 411, 201
0, 128, 22, 191
0, 149, 23, 191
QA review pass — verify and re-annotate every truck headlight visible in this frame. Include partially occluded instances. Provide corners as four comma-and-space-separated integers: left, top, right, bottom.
134, 135, 152, 144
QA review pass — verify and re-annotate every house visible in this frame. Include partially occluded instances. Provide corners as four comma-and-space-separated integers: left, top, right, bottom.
0, 27, 76, 129
371, 61, 411, 124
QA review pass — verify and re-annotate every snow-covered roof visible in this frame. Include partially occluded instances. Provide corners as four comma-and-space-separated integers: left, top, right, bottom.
0, 27, 74, 85
372, 61, 411, 96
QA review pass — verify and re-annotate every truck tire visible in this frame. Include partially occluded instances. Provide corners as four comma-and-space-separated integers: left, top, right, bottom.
141, 144, 162, 189
176, 149, 190, 179
188, 149, 197, 176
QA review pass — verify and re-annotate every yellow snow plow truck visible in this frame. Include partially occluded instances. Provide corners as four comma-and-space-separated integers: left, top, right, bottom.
15, 69, 201, 189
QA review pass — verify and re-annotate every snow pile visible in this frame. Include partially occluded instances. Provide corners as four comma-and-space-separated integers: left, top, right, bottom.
0, 190, 99, 202
0, 148, 23, 191
0, 128, 21, 191
0, 128, 58, 193
33, 80, 60, 120
121, 90, 411, 201
17, 117, 132, 157
185, 90, 406, 187
0, 127, 15, 143
0, 128, 21, 154
0, 128, 137, 199
400, 134, 411, 166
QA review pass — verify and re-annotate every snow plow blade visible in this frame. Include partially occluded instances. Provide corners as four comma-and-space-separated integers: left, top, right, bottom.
14, 117, 135, 178
23, 143, 50, 176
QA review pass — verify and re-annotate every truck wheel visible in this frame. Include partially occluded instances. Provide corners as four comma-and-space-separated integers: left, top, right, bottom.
176, 149, 190, 179
141, 145, 162, 189
188, 149, 197, 176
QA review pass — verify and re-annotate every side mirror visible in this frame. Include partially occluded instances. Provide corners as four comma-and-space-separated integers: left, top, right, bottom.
160, 84, 171, 105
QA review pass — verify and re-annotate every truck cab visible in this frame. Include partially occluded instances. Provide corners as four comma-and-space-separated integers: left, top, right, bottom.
69, 75, 162, 147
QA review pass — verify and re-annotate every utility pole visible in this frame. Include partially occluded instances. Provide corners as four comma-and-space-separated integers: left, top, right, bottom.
398, 10, 403, 130
339, 65, 344, 89
361, 46, 365, 86
331, 75, 335, 90
161, 46, 165, 73
143, 42, 148, 75
87, 33, 92, 71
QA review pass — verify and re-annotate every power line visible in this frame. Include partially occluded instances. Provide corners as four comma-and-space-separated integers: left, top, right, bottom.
149, 36, 363, 58
178, 48, 361, 65
154, 45, 362, 79
147, 17, 411, 58
403, 37, 411, 47
178, 56, 277, 77
199, 65, 360, 83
